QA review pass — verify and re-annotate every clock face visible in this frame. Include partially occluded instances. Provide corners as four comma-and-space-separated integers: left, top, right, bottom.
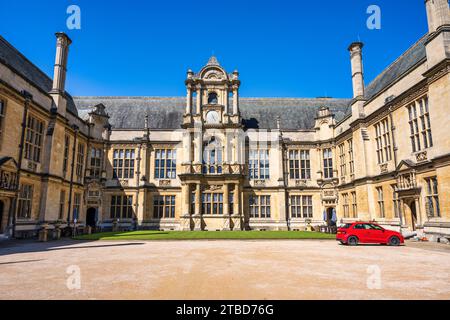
206, 111, 220, 124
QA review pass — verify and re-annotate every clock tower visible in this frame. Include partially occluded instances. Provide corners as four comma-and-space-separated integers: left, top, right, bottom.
179, 56, 245, 231
183, 55, 241, 127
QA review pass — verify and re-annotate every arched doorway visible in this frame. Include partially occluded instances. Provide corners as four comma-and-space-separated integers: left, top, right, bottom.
404, 200, 417, 231
0, 200, 4, 233
86, 207, 97, 228
326, 207, 337, 226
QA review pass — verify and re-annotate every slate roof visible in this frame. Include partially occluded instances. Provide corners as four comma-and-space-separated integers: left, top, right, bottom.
0, 35, 79, 115
364, 35, 428, 100
74, 97, 351, 130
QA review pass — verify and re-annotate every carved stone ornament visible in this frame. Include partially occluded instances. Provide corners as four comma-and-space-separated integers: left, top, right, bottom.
159, 180, 171, 187
416, 151, 428, 162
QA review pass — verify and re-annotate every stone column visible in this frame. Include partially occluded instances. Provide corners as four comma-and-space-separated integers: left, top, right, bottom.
186, 88, 192, 114
232, 86, 239, 115
232, 183, 242, 230
193, 183, 202, 231
181, 183, 191, 231
224, 89, 229, 114
223, 184, 229, 216
222, 183, 231, 230
196, 86, 202, 115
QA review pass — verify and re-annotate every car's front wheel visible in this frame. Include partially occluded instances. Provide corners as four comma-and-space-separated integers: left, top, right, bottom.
388, 236, 401, 246
347, 236, 359, 246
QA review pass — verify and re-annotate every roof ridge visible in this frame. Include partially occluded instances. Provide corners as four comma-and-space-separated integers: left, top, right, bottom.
365, 33, 428, 90
73, 96, 351, 100
0, 35, 54, 85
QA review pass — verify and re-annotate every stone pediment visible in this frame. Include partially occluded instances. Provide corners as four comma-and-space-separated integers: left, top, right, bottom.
395, 159, 415, 172
0, 157, 18, 171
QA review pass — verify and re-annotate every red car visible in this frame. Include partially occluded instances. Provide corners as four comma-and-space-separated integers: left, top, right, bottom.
336, 222, 404, 246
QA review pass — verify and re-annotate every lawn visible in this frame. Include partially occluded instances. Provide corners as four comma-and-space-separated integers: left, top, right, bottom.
74, 230, 336, 241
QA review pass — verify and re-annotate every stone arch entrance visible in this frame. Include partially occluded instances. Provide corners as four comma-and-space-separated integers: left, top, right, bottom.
404, 200, 418, 231
0, 200, 4, 233
86, 207, 97, 228
326, 207, 337, 227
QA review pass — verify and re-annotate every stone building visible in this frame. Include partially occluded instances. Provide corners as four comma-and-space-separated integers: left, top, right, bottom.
0, 1, 449, 240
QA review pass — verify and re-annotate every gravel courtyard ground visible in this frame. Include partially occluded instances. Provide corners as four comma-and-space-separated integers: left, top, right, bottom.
0, 239, 449, 300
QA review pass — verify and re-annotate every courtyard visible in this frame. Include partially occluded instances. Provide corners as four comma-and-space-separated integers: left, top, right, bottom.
0, 239, 449, 300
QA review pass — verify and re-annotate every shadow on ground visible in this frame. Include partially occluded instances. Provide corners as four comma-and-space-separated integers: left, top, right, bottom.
0, 238, 146, 256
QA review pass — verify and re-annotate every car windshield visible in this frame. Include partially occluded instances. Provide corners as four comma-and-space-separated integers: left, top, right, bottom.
340, 223, 352, 229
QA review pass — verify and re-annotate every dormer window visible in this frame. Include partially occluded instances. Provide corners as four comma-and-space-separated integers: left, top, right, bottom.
208, 92, 218, 105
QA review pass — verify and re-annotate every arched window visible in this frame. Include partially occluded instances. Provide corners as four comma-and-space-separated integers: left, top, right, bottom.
203, 137, 222, 174
208, 92, 218, 105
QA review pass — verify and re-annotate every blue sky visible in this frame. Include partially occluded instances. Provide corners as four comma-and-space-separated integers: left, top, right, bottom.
0, 0, 428, 98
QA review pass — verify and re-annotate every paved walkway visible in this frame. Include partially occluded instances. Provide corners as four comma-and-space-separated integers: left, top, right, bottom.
0, 239, 449, 300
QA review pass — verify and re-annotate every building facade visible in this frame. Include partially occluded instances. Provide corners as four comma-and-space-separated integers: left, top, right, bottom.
0, 1, 449, 240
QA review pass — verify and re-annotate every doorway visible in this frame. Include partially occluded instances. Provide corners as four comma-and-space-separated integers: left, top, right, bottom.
326, 207, 336, 227
0, 200, 4, 233
86, 207, 97, 228
406, 201, 417, 231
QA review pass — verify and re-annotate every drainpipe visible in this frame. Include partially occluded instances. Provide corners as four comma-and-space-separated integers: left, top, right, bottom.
67, 125, 79, 225
9, 90, 32, 238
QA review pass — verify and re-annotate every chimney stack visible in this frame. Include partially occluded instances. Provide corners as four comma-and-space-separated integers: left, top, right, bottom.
425, 0, 450, 33
51, 32, 72, 94
348, 42, 365, 99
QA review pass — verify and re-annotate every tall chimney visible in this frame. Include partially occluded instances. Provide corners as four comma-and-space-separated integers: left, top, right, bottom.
51, 32, 72, 93
348, 42, 365, 99
425, 0, 450, 33
424, 0, 450, 71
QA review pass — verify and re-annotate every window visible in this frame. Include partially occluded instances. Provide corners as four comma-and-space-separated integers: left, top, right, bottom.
342, 193, 349, 218
113, 149, 135, 179
17, 184, 33, 219
155, 149, 177, 179
376, 187, 385, 218
63, 135, 70, 175
88, 190, 100, 197
153, 195, 176, 218
425, 177, 440, 218
0, 99, 5, 145
289, 150, 311, 180
348, 139, 354, 176
73, 193, 81, 221
202, 193, 223, 215
110, 195, 133, 219
249, 149, 269, 180
76, 143, 85, 181
338, 143, 346, 177
58, 190, 66, 220
90, 148, 102, 178
391, 185, 400, 218
374, 118, 392, 164
203, 139, 222, 174
351, 192, 357, 218
229, 192, 234, 215
323, 148, 333, 179
24, 115, 44, 163
408, 96, 433, 152
208, 92, 218, 104
249, 195, 271, 218
290, 195, 313, 218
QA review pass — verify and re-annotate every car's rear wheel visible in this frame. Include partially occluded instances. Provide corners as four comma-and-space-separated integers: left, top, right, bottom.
388, 236, 401, 246
347, 236, 359, 246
